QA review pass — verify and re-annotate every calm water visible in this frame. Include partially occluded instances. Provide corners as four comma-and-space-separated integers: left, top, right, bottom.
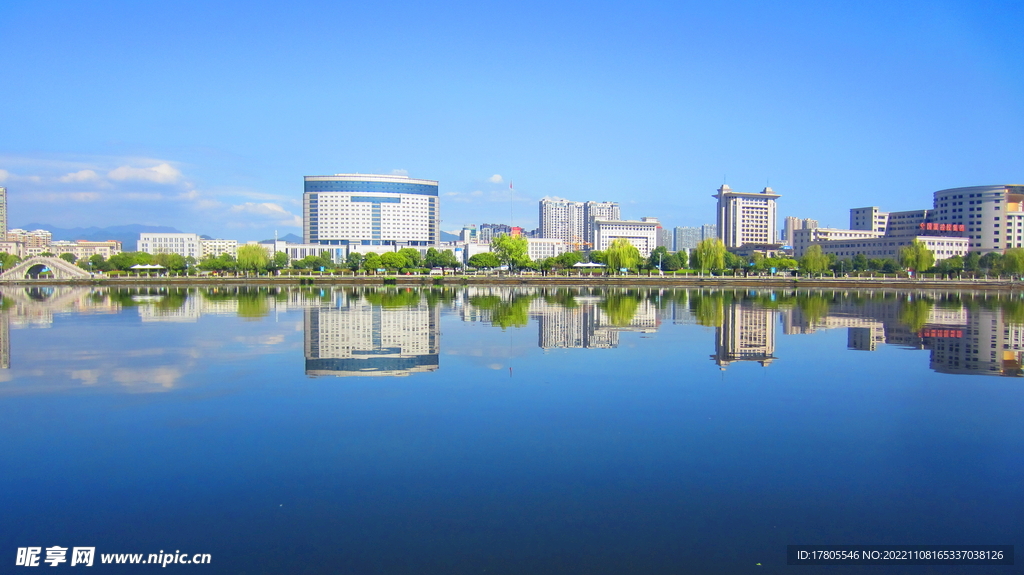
1, 285, 1021, 574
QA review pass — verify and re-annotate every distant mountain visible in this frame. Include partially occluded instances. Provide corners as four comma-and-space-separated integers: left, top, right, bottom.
18, 223, 183, 251
259, 233, 304, 244
440, 231, 460, 241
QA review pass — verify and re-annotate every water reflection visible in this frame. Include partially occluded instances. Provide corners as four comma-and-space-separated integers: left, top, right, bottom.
305, 288, 439, 377
1, 286, 1024, 388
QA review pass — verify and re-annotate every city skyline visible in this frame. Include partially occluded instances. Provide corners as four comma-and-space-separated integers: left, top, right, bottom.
1, 1, 1021, 241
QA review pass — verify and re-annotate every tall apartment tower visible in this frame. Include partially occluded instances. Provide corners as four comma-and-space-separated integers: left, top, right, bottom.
539, 198, 585, 245
782, 216, 819, 246
583, 201, 619, 245
0, 187, 6, 237
713, 185, 780, 248
539, 198, 619, 249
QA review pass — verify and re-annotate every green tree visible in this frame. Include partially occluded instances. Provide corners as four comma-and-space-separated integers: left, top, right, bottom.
799, 245, 830, 275
107, 251, 153, 271
153, 252, 186, 272
555, 251, 583, 268
0, 252, 22, 271
379, 251, 408, 270
936, 254, 965, 275
964, 251, 981, 272
851, 253, 868, 271
345, 252, 365, 271
237, 244, 270, 273
362, 252, 382, 272
605, 238, 641, 272
1003, 248, 1024, 276
979, 251, 1004, 275
694, 238, 726, 272
269, 251, 290, 270
588, 250, 606, 265
491, 235, 530, 270
397, 248, 422, 268
899, 240, 935, 273
423, 243, 440, 266
435, 249, 461, 271
59, 253, 77, 264
647, 246, 670, 271
468, 252, 500, 268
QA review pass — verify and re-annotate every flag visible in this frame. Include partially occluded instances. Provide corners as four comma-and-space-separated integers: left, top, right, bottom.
510, 180, 514, 190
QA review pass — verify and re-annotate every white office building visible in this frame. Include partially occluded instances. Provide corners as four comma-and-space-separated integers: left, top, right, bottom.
714, 185, 780, 248
303, 174, 440, 249
527, 238, 569, 261
931, 185, 1024, 253
200, 239, 238, 258
591, 217, 661, 257
137, 233, 201, 258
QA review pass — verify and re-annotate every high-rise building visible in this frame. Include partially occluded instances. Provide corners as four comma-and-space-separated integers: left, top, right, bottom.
584, 201, 619, 245
303, 174, 440, 247
713, 185, 780, 248
657, 227, 674, 250
932, 185, 1024, 252
539, 198, 619, 249
701, 224, 718, 242
782, 216, 819, 246
539, 198, 586, 246
674, 227, 701, 250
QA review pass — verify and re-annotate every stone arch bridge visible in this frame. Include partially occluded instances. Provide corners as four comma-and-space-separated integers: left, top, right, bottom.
0, 256, 91, 280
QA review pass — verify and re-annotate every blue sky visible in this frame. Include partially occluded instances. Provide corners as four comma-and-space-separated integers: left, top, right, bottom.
1, 0, 1021, 241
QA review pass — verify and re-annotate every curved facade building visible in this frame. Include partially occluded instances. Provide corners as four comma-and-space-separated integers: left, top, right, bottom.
303, 174, 439, 247
932, 185, 1024, 252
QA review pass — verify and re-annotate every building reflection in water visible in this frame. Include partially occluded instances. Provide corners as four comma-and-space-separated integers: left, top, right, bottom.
0, 286, 1023, 379
304, 290, 440, 377
530, 292, 660, 349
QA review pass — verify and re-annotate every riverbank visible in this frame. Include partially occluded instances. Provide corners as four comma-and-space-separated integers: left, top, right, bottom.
3, 274, 1024, 291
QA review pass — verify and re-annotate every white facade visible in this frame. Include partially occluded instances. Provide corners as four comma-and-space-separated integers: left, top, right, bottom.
539, 198, 586, 246
527, 238, 569, 261
539, 198, 620, 249
714, 185, 779, 248
303, 174, 440, 248
304, 294, 439, 377
200, 239, 238, 258
932, 185, 1024, 253
850, 207, 890, 232
792, 228, 884, 257
592, 218, 660, 257
137, 233, 201, 258
49, 240, 122, 260
7, 229, 52, 248
813, 235, 968, 261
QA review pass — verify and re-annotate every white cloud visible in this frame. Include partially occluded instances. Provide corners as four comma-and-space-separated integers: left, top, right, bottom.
0, 169, 8, 182
391, 168, 409, 176
108, 163, 182, 184
488, 174, 503, 184
123, 192, 164, 201
229, 202, 302, 227
28, 192, 102, 202
58, 169, 101, 183
470, 190, 484, 196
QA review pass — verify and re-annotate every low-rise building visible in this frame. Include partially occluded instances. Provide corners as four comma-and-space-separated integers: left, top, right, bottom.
138, 233, 201, 259
200, 239, 238, 258
49, 240, 122, 260
592, 217, 661, 257
527, 238, 569, 261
